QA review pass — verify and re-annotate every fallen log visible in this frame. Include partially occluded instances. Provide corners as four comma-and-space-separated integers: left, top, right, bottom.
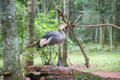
27, 65, 72, 75
25, 65, 119, 80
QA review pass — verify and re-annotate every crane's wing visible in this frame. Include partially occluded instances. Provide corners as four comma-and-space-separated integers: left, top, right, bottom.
42, 31, 59, 39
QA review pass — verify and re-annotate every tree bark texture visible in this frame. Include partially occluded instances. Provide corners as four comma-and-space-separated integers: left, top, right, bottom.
99, 0, 105, 46
56, 3, 63, 63
95, 28, 98, 43
0, 0, 22, 80
113, 0, 120, 47
23, 0, 35, 72
62, 0, 69, 66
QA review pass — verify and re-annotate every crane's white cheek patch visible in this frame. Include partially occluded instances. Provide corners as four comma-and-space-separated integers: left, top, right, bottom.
39, 37, 53, 47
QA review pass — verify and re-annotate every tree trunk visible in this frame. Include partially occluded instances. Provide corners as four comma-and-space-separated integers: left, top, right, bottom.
112, 0, 116, 33
23, 0, 35, 72
56, 2, 63, 64
109, 27, 113, 51
62, 0, 69, 66
0, 0, 22, 80
95, 28, 98, 43
94, 0, 99, 43
41, 0, 47, 14
114, 0, 120, 48
99, 0, 105, 47
108, 0, 116, 51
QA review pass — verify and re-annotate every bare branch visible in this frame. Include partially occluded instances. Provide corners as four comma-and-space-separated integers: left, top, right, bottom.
25, 42, 38, 48
74, 15, 83, 25
57, 9, 67, 24
70, 28, 89, 68
0, 70, 11, 76
20, 41, 39, 54
76, 24, 120, 30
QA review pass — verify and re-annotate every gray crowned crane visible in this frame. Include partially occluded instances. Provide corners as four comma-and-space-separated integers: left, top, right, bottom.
22, 23, 68, 50
36, 23, 68, 65
21, 23, 68, 65
36, 23, 67, 49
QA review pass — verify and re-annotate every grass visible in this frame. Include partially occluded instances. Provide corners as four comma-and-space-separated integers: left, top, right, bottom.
33, 50, 120, 71
73, 72, 102, 80
68, 51, 120, 71
0, 51, 120, 71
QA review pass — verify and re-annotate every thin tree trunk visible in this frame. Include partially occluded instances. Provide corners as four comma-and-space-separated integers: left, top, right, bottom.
109, 27, 112, 51
41, 0, 46, 14
95, 28, 98, 43
95, 1, 99, 43
99, 0, 104, 47
99, 27, 103, 45
23, 0, 35, 72
43, 0, 46, 14
107, 1, 114, 51
112, 0, 117, 49
56, 2, 63, 64
0, 0, 22, 80
62, 0, 69, 66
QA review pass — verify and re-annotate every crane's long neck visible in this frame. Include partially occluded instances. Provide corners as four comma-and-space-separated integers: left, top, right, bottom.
59, 30, 65, 38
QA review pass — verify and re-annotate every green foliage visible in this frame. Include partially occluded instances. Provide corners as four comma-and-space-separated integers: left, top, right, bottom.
74, 0, 97, 9
34, 46, 58, 65
22, 48, 35, 62
86, 43, 113, 52
74, 0, 82, 8
35, 10, 57, 40
82, 9, 99, 24
16, 1, 57, 50
73, 0, 120, 45
16, 1, 58, 63
16, 1, 25, 49
34, 10, 58, 62
73, 28, 93, 43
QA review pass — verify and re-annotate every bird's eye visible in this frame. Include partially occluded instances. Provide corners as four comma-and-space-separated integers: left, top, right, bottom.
65, 27, 67, 29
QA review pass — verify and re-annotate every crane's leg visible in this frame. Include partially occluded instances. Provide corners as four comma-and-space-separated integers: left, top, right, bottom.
50, 46, 52, 59
49, 45, 52, 64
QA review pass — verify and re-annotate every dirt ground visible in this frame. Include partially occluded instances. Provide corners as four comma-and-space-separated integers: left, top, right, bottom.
92, 71, 120, 79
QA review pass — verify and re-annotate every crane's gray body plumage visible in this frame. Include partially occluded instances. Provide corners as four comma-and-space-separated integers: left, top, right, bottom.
39, 30, 65, 47
43, 30, 65, 45
37, 23, 67, 48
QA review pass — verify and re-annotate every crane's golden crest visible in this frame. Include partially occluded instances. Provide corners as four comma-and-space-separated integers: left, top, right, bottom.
58, 23, 67, 30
